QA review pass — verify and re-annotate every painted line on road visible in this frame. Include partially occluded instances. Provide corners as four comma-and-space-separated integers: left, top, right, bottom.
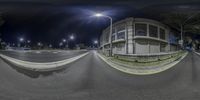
35, 51, 41, 54
194, 51, 200, 56
97, 52, 188, 75
0, 52, 89, 71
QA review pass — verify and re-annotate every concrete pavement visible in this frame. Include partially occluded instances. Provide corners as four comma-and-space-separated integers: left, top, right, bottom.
0, 51, 199, 100
97, 51, 188, 75
0, 50, 87, 62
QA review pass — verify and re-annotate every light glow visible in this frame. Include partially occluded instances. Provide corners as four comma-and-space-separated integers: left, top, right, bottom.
63, 39, 66, 42
19, 38, 24, 42
70, 35, 74, 40
94, 13, 103, 17
94, 40, 98, 44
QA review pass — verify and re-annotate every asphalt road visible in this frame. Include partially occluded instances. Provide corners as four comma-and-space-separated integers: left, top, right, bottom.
0, 51, 200, 100
0, 50, 87, 62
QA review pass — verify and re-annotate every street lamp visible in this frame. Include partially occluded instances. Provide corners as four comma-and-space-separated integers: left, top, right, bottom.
94, 40, 98, 44
19, 37, 24, 47
63, 39, 66, 43
19, 38, 24, 42
37, 42, 41, 46
59, 42, 63, 47
94, 13, 113, 56
70, 35, 74, 40
27, 40, 31, 43
49, 44, 52, 48
37, 42, 42, 49
94, 40, 98, 48
26, 40, 31, 48
94, 13, 103, 17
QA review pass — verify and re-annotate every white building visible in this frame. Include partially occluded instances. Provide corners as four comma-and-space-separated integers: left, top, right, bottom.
99, 18, 180, 55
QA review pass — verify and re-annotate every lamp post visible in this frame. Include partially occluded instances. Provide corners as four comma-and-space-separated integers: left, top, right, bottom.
61, 34, 75, 50
37, 42, 42, 49
69, 34, 75, 49
94, 13, 113, 56
94, 40, 98, 48
27, 40, 31, 47
69, 35, 74, 40
62, 39, 66, 43
94, 40, 98, 44
19, 37, 24, 47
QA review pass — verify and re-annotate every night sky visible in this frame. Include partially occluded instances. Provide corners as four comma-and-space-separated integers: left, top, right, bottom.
0, 0, 200, 47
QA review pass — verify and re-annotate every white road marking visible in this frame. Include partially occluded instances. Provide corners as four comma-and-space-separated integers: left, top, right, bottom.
36, 51, 41, 54
0, 52, 89, 71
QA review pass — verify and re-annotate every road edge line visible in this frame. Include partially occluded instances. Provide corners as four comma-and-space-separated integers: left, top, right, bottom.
0, 52, 89, 71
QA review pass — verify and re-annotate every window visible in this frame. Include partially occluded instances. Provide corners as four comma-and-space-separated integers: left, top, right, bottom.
149, 25, 158, 38
117, 25, 125, 32
117, 31, 125, 39
160, 28, 166, 40
169, 32, 178, 44
112, 35, 115, 41
135, 23, 147, 36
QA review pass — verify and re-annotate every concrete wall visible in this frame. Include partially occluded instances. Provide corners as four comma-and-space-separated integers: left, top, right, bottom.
100, 17, 179, 55
135, 40, 149, 54
112, 43, 126, 54
149, 41, 160, 53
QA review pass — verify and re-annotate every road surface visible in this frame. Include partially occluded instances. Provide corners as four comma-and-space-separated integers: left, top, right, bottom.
0, 51, 199, 100
0, 50, 87, 62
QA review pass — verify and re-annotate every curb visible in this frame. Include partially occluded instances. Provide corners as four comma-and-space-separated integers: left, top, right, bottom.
97, 52, 188, 75
194, 51, 200, 56
0, 52, 89, 71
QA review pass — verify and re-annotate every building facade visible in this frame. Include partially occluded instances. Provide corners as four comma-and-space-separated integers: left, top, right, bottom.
99, 18, 180, 55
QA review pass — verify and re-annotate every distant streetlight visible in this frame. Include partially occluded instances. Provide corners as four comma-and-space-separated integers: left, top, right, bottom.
94, 13, 113, 56
94, 40, 98, 44
49, 44, 52, 48
19, 37, 24, 47
93, 40, 98, 48
59, 42, 63, 47
37, 42, 41, 46
63, 39, 66, 42
19, 38, 24, 42
27, 40, 31, 43
70, 35, 74, 40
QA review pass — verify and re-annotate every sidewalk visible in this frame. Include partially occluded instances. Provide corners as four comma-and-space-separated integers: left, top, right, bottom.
97, 51, 188, 75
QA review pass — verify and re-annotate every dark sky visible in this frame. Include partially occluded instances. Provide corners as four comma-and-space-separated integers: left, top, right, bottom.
0, 0, 200, 47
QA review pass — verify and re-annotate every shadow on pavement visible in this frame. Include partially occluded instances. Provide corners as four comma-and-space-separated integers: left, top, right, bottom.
1, 58, 67, 78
